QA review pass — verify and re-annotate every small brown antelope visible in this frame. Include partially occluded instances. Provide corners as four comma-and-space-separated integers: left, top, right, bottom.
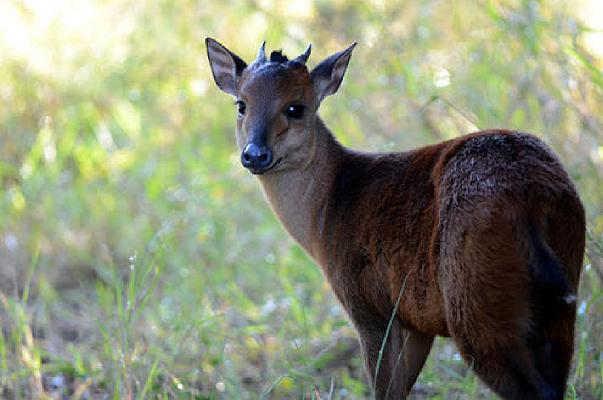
206, 38, 585, 400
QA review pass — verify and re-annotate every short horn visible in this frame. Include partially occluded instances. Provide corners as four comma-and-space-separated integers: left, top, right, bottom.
255, 41, 267, 64
294, 44, 312, 64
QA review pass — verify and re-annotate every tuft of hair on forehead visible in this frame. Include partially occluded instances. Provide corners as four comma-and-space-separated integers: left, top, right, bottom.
250, 47, 309, 71
269, 50, 289, 63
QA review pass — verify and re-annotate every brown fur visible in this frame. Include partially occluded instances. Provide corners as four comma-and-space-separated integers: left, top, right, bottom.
206, 38, 586, 399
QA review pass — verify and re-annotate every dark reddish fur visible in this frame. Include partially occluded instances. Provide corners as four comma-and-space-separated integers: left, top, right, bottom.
206, 39, 585, 399
313, 127, 584, 399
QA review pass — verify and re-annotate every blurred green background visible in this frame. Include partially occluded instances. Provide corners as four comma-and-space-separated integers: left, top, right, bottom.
0, 0, 602, 398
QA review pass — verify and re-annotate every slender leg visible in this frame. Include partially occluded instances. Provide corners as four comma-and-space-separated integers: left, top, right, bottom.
398, 329, 434, 397
357, 319, 434, 399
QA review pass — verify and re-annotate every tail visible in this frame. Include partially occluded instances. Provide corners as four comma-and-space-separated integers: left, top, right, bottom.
528, 224, 575, 305
526, 222, 578, 399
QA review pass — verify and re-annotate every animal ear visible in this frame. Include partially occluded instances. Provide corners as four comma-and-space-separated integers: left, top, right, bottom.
310, 42, 357, 101
206, 38, 247, 96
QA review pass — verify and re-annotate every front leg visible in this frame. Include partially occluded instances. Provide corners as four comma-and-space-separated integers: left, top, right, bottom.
358, 319, 434, 399
399, 328, 434, 396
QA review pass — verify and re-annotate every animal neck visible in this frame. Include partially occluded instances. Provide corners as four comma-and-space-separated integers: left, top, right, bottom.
257, 116, 345, 258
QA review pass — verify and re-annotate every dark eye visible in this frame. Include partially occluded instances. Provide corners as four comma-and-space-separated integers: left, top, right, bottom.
236, 101, 246, 118
285, 104, 305, 119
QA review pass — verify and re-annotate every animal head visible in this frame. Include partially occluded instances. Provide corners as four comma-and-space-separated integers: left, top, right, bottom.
206, 38, 356, 174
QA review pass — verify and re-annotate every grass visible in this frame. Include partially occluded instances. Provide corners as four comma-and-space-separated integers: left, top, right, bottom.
1, 0, 602, 398
1, 256, 600, 399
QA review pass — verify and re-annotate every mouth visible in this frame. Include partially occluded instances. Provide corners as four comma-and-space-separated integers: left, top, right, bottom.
250, 157, 283, 175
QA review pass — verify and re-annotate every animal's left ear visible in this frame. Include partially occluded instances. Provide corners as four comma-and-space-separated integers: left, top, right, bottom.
206, 38, 247, 97
310, 42, 357, 102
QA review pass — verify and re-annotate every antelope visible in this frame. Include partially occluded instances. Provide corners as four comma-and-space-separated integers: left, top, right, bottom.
206, 38, 585, 400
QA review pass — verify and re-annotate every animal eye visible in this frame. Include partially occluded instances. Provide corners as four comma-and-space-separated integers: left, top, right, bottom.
236, 101, 246, 117
285, 104, 305, 119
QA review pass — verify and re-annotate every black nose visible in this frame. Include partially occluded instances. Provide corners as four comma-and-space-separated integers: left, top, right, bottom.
241, 143, 273, 171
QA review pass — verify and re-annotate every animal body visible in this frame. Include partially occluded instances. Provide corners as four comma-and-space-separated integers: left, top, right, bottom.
206, 38, 585, 399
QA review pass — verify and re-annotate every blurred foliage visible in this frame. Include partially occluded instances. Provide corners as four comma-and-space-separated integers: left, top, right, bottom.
0, 0, 602, 398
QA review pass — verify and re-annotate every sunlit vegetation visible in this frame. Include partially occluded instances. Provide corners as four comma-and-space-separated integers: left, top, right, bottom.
0, 0, 601, 398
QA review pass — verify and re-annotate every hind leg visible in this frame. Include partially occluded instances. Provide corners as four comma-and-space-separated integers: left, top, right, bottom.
445, 279, 560, 400
443, 272, 557, 399
440, 219, 558, 399
452, 334, 560, 400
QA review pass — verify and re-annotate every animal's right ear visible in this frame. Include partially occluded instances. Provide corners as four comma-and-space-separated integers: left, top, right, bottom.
206, 38, 247, 97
